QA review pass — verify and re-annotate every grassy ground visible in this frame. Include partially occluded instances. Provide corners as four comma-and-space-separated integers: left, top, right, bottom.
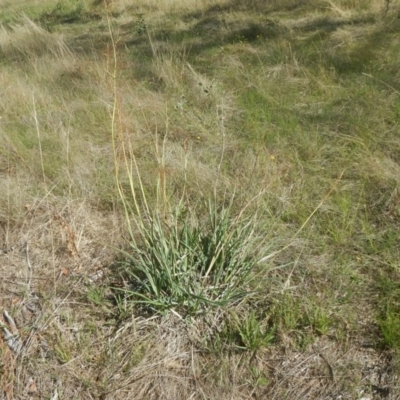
1, 0, 400, 398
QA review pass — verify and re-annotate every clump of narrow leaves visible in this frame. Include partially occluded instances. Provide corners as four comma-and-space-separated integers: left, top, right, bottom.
118, 202, 264, 316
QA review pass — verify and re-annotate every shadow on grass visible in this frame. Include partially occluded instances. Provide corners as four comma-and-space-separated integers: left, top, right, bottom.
119, 3, 395, 72
33, 0, 400, 87
39, 2, 102, 28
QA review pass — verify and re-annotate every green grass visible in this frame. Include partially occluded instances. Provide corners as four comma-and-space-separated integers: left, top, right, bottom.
377, 273, 400, 350
115, 200, 267, 317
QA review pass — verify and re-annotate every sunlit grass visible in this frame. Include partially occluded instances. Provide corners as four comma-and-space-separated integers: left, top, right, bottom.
1, 0, 400, 398
115, 190, 271, 313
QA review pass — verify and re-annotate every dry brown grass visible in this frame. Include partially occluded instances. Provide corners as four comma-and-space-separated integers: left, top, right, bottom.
0, 16, 71, 61
0, 197, 121, 397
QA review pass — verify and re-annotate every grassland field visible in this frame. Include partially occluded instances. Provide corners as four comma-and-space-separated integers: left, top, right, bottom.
1, 0, 400, 399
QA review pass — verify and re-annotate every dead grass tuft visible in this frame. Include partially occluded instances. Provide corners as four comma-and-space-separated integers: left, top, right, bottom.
0, 16, 72, 61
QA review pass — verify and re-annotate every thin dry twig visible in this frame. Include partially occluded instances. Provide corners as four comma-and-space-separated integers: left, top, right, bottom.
25, 241, 33, 294
1, 311, 23, 354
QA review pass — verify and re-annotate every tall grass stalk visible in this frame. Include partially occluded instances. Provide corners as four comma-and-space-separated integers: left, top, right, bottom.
106, 9, 149, 230
105, 9, 267, 317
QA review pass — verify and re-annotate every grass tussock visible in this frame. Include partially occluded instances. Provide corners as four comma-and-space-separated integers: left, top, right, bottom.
116, 200, 266, 316
0, 15, 71, 61
1, 0, 400, 398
